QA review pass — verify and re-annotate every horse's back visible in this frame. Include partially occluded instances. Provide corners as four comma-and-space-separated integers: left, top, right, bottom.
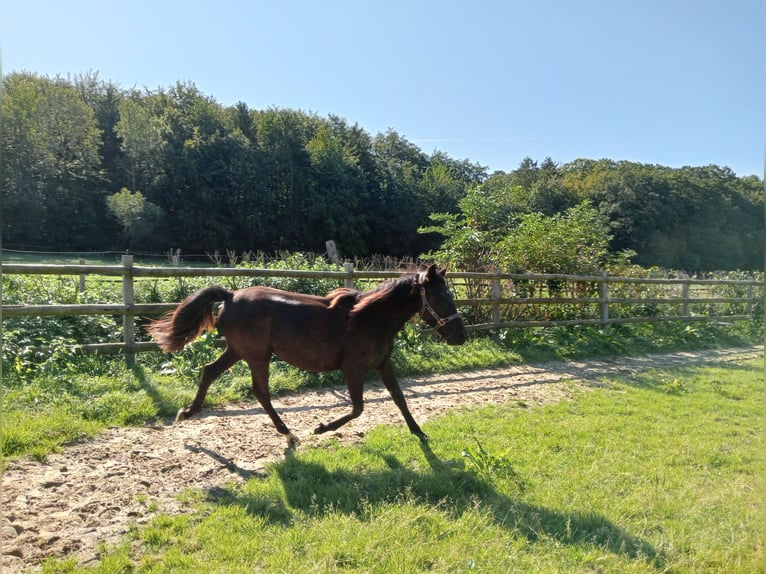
216, 286, 353, 370
234, 285, 329, 304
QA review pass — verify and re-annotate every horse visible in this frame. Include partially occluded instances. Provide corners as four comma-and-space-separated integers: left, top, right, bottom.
146, 264, 467, 445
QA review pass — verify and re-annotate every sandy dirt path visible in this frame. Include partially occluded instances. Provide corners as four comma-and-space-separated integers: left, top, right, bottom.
2, 346, 762, 572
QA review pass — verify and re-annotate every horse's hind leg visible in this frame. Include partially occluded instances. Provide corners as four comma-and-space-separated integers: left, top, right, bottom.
377, 359, 427, 441
314, 375, 364, 435
176, 346, 240, 422
246, 357, 299, 446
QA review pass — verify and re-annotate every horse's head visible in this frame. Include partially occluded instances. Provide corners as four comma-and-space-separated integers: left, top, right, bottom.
417, 264, 468, 346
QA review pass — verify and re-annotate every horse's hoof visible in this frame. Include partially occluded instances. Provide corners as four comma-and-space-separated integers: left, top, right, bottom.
286, 432, 300, 447
175, 408, 191, 423
313, 423, 327, 435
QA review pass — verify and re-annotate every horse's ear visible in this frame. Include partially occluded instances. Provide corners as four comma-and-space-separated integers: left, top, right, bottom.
439, 265, 448, 277
425, 264, 438, 280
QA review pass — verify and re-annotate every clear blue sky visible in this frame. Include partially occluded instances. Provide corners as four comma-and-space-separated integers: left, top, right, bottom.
2, 0, 763, 177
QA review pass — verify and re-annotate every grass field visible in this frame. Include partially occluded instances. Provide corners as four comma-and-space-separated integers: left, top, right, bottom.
40, 357, 764, 574
3, 252, 764, 571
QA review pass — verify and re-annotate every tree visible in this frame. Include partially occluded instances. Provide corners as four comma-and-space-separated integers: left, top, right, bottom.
3, 71, 761, 268
253, 107, 319, 249
75, 72, 123, 184
424, 153, 487, 214
590, 165, 684, 260
305, 125, 369, 254
1, 72, 105, 248
501, 203, 614, 275
419, 174, 529, 272
583, 161, 763, 271
423, 200, 617, 276
366, 129, 431, 254
106, 187, 162, 248
115, 96, 166, 193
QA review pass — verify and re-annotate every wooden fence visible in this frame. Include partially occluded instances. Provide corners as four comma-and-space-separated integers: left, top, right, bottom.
2, 255, 762, 364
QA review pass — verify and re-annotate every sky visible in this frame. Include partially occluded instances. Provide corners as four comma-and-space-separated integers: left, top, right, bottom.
2, 0, 764, 177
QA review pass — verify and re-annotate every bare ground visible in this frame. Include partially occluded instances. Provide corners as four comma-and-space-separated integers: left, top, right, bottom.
2, 346, 762, 572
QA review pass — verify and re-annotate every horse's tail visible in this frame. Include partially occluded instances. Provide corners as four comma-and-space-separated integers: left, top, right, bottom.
146, 286, 232, 352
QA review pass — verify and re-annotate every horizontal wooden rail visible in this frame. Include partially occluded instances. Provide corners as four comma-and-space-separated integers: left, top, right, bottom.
5, 262, 761, 285
1, 303, 175, 317
468, 314, 752, 331
2, 258, 761, 363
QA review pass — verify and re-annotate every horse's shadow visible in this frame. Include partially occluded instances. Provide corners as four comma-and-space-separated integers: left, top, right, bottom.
202, 441, 665, 568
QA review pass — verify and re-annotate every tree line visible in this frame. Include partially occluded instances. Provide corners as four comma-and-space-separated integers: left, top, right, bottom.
1, 71, 762, 271
429, 157, 763, 272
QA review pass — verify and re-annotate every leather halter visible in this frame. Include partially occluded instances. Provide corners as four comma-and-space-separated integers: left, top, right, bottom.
419, 287, 461, 331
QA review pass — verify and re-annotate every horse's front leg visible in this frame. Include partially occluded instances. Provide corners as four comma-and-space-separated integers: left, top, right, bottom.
176, 347, 239, 422
377, 359, 428, 441
314, 374, 364, 435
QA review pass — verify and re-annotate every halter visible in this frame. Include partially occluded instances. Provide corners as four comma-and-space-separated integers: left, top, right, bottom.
419, 287, 461, 331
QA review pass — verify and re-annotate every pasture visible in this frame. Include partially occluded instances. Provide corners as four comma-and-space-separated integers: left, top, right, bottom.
26, 355, 762, 573
2, 256, 764, 572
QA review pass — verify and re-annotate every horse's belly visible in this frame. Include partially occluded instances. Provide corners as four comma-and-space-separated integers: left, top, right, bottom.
272, 341, 342, 372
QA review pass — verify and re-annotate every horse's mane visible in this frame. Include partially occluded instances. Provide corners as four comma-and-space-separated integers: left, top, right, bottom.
340, 275, 416, 315
326, 287, 362, 309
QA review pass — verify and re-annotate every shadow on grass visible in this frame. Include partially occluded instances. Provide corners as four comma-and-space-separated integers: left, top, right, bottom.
203, 441, 666, 569
129, 364, 183, 420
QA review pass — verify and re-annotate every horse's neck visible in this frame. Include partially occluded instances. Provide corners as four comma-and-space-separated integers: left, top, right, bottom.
371, 284, 421, 334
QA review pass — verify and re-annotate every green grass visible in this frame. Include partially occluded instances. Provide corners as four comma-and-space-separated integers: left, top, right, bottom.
39, 358, 764, 573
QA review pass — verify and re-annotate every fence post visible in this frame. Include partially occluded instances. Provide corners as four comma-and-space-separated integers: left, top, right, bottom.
746, 279, 754, 319
681, 281, 690, 318
78, 259, 86, 293
598, 272, 610, 332
122, 254, 135, 366
491, 268, 502, 326
343, 261, 355, 289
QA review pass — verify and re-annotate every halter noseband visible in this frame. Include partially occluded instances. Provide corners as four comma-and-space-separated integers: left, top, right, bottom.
419, 287, 461, 331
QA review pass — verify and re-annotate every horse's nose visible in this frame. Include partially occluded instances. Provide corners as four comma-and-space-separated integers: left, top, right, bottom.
448, 328, 468, 346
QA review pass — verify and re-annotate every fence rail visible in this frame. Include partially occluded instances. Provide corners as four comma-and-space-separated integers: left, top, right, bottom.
2, 256, 762, 364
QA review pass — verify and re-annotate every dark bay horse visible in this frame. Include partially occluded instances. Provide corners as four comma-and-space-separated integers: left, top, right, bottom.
146, 264, 467, 445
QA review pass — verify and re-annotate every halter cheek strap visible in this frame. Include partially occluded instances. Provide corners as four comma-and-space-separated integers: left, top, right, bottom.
419, 287, 461, 329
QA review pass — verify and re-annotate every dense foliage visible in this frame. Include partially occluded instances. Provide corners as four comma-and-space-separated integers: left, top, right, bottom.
424, 158, 763, 272
1, 72, 484, 257
1, 72, 763, 269
423, 202, 621, 275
